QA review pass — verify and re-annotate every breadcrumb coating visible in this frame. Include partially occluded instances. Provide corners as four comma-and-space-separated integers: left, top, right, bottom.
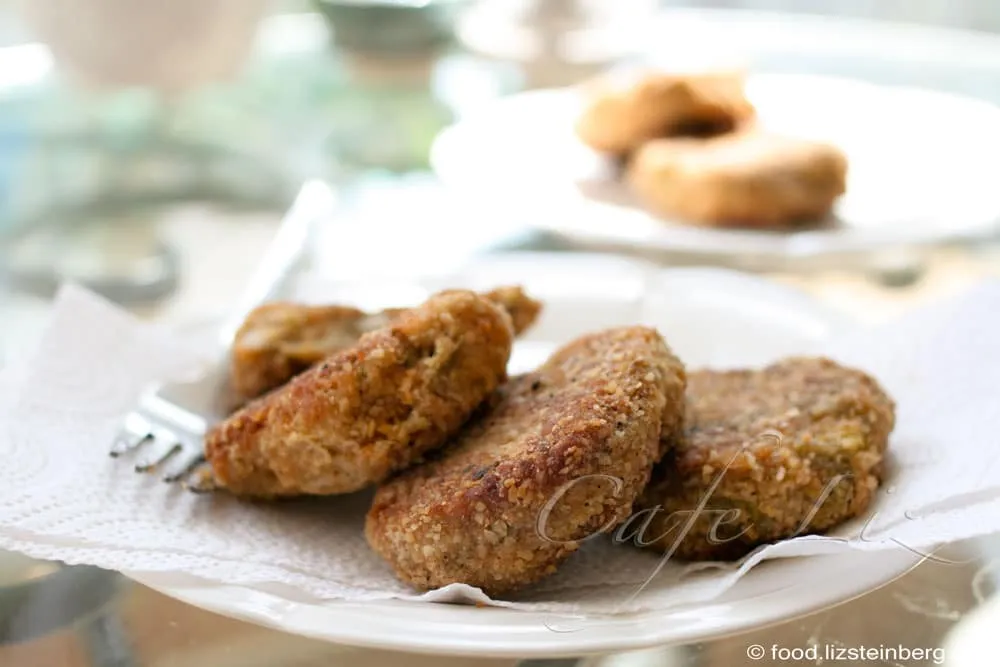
365, 326, 686, 595
636, 357, 894, 560
575, 70, 755, 155
230, 286, 541, 405
627, 131, 848, 228
207, 290, 514, 497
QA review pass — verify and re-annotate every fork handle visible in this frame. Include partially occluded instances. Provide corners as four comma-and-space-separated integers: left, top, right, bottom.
216, 180, 338, 347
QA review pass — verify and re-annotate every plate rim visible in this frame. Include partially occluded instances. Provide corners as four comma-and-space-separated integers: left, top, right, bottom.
130, 549, 922, 658
431, 72, 1000, 262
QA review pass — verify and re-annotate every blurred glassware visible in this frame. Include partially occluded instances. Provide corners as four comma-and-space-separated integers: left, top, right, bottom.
0, 547, 134, 667
17, 0, 266, 93
0, 7, 521, 307
0, 6, 322, 306
0, 551, 122, 648
457, 0, 660, 88
321, 54, 457, 171
306, 1, 517, 172
0, 78, 307, 304
313, 0, 467, 57
0, 0, 276, 306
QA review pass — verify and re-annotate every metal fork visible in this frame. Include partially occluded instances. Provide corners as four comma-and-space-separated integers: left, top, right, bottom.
108, 181, 337, 485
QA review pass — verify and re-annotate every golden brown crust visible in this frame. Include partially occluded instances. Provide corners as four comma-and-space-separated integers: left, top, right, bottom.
575, 70, 755, 155
365, 327, 686, 595
636, 357, 895, 560
230, 303, 376, 407
207, 291, 514, 498
627, 131, 848, 228
229, 286, 541, 405
481, 286, 543, 337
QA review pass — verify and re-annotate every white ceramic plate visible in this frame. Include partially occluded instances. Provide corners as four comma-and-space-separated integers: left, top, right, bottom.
129, 253, 922, 657
431, 73, 1000, 269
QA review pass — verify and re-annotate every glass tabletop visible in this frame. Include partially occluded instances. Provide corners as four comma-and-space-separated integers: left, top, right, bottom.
3, 3, 1000, 666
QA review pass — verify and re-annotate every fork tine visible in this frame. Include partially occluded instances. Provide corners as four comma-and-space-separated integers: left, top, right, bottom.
110, 431, 152, 457
110, 413, 155, 457
134, 439, 182, 472
183, 462, 218, 494
162, 450, 207, 483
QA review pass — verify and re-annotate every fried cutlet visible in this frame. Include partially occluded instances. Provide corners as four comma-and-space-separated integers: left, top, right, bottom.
478, 285, 542, 336
206, 290, 514, 498
575, 69, 755, 155
230, 286, 542, 405
365, 327, 686, 595
229, 303, 373, 409
627, 130, 848, 228
635, 357, 894, 561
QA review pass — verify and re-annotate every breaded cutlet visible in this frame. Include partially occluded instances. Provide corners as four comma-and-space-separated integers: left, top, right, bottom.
627, 130, 848, 228
230, 286, 542, 405
206, 290, 514, 498
365, 326, 686, 596
575, 69, 755, 155
635, 357, 894, 560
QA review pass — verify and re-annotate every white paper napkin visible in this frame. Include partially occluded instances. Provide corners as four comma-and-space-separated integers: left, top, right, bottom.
2, 281, 1000, 614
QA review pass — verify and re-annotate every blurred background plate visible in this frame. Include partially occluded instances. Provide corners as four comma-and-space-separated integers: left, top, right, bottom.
431, 72, 1000, 271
